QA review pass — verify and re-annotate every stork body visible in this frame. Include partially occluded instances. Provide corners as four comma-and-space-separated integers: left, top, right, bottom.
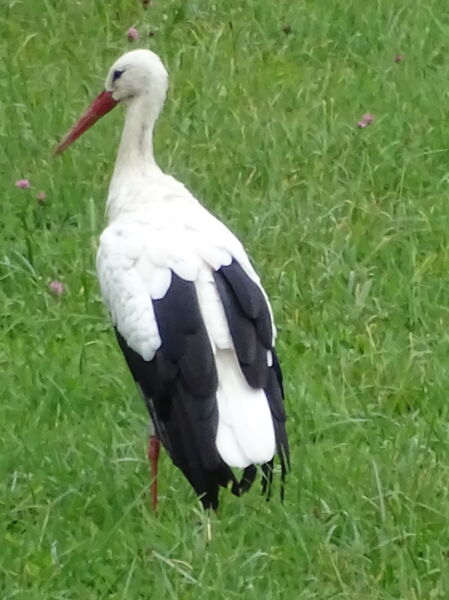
55, 50, 289, 509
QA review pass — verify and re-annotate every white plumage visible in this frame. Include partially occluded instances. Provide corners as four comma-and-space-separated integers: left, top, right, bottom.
215, 350, 276, 467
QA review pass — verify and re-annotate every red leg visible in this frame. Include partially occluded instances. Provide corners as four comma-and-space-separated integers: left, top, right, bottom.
148, 435, 160, 511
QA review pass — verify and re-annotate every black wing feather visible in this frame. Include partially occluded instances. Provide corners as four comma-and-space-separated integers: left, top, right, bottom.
219, 261, 273, 347
116, 272, 239, 508
214, 260, 290, 498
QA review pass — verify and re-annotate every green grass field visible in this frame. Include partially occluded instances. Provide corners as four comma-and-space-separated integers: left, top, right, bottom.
2, 0, 449, 597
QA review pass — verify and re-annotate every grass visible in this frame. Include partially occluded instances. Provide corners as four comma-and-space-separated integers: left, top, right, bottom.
2, 0, 449, 597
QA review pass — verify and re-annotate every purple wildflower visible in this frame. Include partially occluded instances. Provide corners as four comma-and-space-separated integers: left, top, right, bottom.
16, 179, 30, 189
357, 113, 375, 128
362, 113, 375, 124
49, 280, 65, 296
127, 27, 139, 42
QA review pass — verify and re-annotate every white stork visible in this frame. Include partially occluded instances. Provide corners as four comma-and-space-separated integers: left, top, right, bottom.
55, 49, 289, 510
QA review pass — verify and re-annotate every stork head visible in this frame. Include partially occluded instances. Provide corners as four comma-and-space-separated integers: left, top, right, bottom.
54, 49, 169, 155
105, 49, 168, 103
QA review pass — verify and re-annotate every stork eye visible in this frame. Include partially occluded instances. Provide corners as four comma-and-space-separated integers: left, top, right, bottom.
112, 69, 124, 82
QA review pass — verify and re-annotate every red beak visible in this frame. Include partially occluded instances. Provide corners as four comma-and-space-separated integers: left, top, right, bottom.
53, 90, 118, 155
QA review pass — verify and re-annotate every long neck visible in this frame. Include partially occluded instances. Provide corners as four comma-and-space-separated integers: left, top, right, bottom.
107, 93, 163, 220
114, 92, 159, 173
